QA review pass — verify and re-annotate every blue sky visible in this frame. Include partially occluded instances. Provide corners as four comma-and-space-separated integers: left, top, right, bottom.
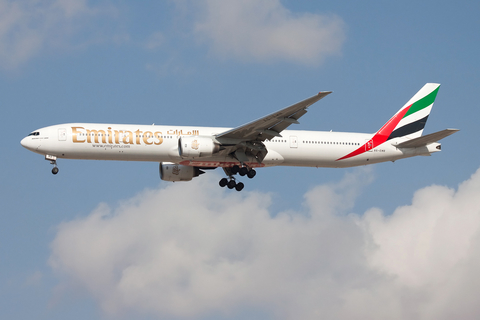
2, 1, 480, 319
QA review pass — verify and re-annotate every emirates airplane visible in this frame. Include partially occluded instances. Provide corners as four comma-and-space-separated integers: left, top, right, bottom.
21, 83, 458, 191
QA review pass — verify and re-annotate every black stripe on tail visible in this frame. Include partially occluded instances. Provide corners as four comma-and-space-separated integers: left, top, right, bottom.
387, 115, 429, 141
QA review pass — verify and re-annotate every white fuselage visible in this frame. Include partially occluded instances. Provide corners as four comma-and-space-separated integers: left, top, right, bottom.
20, 123, 440, 169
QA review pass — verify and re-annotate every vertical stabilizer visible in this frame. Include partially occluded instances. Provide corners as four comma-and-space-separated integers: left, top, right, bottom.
385, 83, 440, 140
337, 83, 441, 161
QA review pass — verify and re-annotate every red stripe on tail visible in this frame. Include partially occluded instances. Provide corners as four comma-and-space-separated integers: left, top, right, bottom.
336, 105, 411, 161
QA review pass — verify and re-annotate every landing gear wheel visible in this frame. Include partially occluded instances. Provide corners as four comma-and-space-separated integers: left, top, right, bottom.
235, 182, 244, 191
247, 169, 256, 179
219, 178, 228, 187
52, 167, 59, 175
239, 167, 248, 176
231, 165, 240, 174
227, 180, 236, 189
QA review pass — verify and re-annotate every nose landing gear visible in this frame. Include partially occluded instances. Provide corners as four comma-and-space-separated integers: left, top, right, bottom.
45, 155, 59, 175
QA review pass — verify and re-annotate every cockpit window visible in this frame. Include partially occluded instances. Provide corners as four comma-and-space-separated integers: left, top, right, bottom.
28, 132, 40, 136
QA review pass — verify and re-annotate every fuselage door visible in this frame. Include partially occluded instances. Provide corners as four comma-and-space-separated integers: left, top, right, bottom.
58, 128, 67, 141
290, 136, 298, 148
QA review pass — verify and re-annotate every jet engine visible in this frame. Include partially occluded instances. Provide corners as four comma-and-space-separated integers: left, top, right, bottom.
159, 162, 204, 181
178, 136, 220, 159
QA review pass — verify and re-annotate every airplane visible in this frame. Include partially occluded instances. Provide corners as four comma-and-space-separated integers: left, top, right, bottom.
21, 83, 458, 191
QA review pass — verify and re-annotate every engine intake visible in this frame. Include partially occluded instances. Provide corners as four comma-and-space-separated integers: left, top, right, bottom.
159, 162, 204, 181
178, 136, 220, 159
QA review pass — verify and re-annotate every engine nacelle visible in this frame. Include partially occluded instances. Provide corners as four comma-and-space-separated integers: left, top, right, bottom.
159, 162, 203, 181
178, 136, 220, 159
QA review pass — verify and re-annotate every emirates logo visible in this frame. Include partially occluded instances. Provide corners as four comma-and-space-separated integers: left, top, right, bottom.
191, 139, 200, 150
172, 165, 180, 175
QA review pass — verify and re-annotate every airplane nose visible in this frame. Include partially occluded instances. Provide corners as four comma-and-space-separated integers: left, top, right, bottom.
20, 136, 37, 151
20, 137, 28, 148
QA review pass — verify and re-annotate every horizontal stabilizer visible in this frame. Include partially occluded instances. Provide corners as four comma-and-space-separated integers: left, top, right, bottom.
395, 129, 459, 148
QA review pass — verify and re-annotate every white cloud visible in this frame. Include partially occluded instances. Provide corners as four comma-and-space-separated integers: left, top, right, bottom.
0, 0, 118, 69
49, 167, 480, 319
192, 0, 345, 65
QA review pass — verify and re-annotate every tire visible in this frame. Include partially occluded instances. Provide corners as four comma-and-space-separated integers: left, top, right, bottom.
239, 167, 248, 176
231, 165, 240, 174
52, 167, 59, 175
219, 178, 228, 187
235, 182, 244, 191
247, 169, 256, 179
227, 180, 236, 189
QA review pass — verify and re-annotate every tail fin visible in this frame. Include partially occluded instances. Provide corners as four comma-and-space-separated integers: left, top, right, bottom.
380, 83, 440, 141
337, 83, 440, 161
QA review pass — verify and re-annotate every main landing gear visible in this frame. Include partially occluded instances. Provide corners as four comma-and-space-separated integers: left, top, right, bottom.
45, 155, 59, 175
219, 165, 256, 191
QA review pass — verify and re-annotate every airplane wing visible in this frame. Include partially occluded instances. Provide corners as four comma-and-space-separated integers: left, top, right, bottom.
395, 128, 459, 148
215, 91, 332, 141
